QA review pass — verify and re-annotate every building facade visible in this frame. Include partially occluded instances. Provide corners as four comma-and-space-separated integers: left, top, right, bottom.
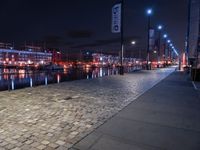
0, 49, 52, 66
189, 0, 200, 67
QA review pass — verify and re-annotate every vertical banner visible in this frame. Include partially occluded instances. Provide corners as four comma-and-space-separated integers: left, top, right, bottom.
111, 3, 121, 33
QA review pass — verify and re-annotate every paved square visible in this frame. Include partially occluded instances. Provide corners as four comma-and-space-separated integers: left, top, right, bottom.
0, 68, 174, 149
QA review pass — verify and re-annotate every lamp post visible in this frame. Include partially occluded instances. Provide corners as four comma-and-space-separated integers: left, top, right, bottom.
169, 43, 173, 63
146, 8, 152, 70
163, 34, 168, 67
157, 25, 163, 68
167, 39, 171, 65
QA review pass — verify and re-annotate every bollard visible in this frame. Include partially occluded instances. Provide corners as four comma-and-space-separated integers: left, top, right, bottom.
30, 77, 33, 87
45, 76, 48, 85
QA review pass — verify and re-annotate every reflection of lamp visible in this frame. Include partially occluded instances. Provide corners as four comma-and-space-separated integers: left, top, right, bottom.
57, 74, 60, 83
28, 60, 31, 64
40, 60, 44, 64
100, 57, 103, 61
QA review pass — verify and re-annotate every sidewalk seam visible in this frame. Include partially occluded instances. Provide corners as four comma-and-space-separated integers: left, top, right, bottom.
115, 116, 200, 134
95, 133, 166, 150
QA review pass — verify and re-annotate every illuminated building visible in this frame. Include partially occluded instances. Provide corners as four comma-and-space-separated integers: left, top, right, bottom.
0, 48, 52, 66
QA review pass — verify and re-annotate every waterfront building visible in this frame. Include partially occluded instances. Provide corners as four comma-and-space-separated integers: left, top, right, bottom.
0, 48, 52, 67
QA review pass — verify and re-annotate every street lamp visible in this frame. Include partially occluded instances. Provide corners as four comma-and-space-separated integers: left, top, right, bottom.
157, 25, 163, 68
168, 43, 174, 62
163, 34, 168, 67
163, 34, 167, 38
146, 8, 153, 70
158, 25, 163, 30
147, 9, 152, 15
131, 41, 136, 45
166, 39, 171, 64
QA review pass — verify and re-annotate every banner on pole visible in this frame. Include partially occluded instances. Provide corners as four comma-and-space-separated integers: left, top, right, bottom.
111, 3, 121, 33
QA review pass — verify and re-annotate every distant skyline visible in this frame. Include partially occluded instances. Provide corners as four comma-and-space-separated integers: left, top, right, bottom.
0, 0, 187, 55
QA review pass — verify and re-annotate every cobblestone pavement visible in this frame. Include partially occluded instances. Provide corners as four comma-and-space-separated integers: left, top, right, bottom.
0, 68, 175, 150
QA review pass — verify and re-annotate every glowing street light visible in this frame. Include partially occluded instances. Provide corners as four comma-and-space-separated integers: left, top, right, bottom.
158, 25, 163, 30
147, 9, 152, 15
131, 41, 136, 45
167, 40, 171, 43
163, 34, 168, 38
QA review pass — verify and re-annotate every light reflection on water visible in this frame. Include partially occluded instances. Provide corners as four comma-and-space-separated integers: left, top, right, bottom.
0, 66, 140, 91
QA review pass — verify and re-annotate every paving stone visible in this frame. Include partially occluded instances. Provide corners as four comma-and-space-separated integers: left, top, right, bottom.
48, 143, 59, 149
41, 140, 50, 145
25, 140, 34, 145
31, 142, 40, 147
15, 142, 23, 147
29, 148, 38, 150
11, 147, 21, 150
44, 147, 54, 150
20, 144, 31, 150
56, 146, 68, 150
37, 145, 46, 150
0, 141, 8, 147
55, 140, 65, 146
0, 69, 174, 149
10, 140, 18, 144
5, 144, 16, 149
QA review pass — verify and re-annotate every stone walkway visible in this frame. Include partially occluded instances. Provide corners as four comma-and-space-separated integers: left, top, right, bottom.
0, 68, 175, 150
72, 71, 200, 150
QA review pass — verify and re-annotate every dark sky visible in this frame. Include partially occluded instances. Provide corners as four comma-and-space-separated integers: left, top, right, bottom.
0, 0, 187, 55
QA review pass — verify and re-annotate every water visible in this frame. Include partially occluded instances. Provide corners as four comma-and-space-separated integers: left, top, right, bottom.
0, 66, 141, 91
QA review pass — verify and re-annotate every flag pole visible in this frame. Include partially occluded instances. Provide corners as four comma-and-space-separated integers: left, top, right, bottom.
119, 0, 124, 75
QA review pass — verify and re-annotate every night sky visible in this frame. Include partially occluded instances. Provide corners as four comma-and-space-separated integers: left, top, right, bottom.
0, 0, 187, 55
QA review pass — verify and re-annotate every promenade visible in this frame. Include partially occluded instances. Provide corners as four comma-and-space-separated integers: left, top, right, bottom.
0, 67, 174, 150
72, 70, 200, 150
